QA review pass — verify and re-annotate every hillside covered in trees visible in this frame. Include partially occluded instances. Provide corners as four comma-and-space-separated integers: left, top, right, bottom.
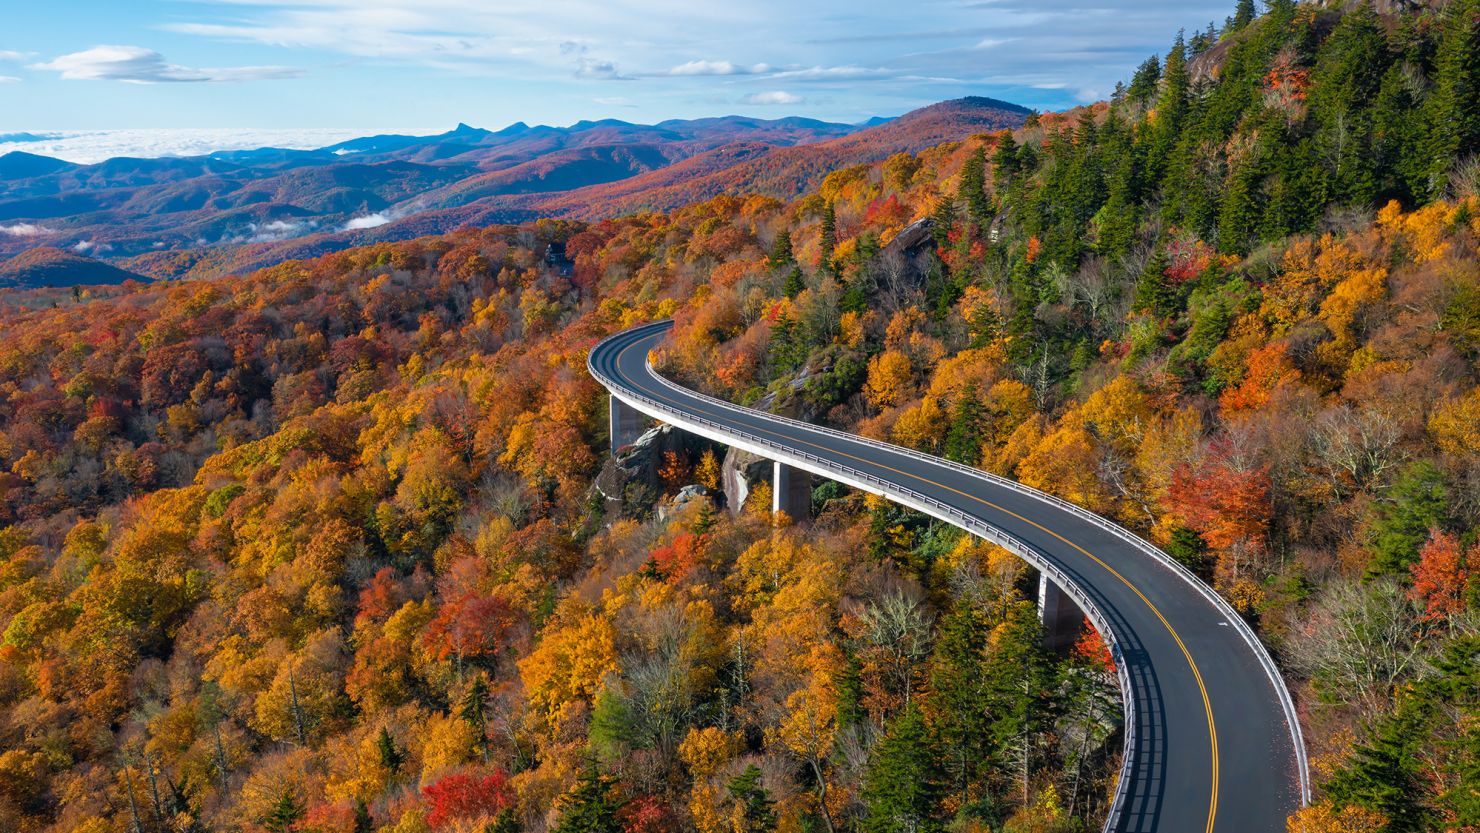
0, 2, 1477, 833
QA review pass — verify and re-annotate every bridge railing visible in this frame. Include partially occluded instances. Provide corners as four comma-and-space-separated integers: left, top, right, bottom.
589, 324, 1139, 829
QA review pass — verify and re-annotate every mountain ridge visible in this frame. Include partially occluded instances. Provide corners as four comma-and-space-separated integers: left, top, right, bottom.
0, 98, 1031, 280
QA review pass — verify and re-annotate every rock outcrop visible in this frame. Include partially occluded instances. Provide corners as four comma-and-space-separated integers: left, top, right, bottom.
593, 424, 720, 517
721, 446, 772, 514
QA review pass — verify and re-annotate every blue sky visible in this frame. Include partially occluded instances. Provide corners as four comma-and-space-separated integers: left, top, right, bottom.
1, 0, 1238, 135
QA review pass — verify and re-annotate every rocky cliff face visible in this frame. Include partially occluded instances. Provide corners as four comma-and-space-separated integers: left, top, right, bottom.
593, 424, 721, 517
721, 446, 772, 515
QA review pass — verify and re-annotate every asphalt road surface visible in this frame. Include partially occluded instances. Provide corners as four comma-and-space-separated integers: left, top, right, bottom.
589, 320, 1304, 833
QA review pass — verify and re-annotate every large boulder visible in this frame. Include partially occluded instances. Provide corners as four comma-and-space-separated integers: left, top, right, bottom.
722, 445, 772, 515
657, 484, 715, 523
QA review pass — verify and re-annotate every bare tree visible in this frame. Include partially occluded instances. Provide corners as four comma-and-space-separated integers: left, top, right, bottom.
856, 591, 934, 707
1288, 577, 1430, 716
1308, 405, 1406, 498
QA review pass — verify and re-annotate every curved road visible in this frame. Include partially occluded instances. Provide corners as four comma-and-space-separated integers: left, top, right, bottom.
588, 320, 1305, 832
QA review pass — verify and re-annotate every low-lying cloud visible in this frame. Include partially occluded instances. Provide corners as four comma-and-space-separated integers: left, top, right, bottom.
0, 223, 53, 237
343, 214, 391, 231
31, 45, 301, 84
0, 128, 411, 165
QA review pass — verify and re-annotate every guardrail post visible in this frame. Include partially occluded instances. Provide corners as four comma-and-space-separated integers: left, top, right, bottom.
772, 461, 812, 520
609, 395, 644, 455
1038, 573, 1084, 650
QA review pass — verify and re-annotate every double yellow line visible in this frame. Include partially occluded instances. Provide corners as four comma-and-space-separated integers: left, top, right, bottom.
611, 333, 1221, 832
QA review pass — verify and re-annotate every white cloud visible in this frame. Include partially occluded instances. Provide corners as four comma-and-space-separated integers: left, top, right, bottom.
743, 91, 803, 106
0, 51, 26, 62
343, 213, 391, 231
0, 128, 420, 164
769, 65, 897, 81
574, 57, 630, 80
247, 219, 317, 242
138, 0, 1245, 119
0, 76, 18, 84
594, 96, 637, 107
31, 45, 301, 83
73, 240, 95, 252
0, 223, 53, 237
668, 60, 769, 76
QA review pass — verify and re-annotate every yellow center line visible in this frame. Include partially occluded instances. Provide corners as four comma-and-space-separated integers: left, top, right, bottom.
610, 332, 1220, 832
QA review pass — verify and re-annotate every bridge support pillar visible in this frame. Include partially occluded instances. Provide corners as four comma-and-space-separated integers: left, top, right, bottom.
1038, 573, 1084, 651
609, 395, 644, 454
772, 461, 812, 520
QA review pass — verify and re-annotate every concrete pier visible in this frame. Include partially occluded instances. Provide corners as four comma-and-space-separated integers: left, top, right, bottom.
771, 461, 812, 520
609, 395, 645, 454
1039, 572, 1085, 650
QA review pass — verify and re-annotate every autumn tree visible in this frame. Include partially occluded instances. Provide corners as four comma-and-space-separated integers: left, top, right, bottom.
1409, 529, 1470, 624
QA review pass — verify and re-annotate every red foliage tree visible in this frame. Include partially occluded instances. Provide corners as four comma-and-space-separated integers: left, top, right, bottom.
422, 769, 514, 829
1072, 619, 1115, 672
355, 567, 405, 628
420, 593, 515, 668
1166, 447, 1272, 554
648, 532, 706, 583
620, 794, 671, 833
1409, 529, 1469, 623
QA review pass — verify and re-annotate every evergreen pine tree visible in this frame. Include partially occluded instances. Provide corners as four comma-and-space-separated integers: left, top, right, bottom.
1231, 0, 1255, 31
692, 499, 716, 535
818, 204, 837, 276
943, 385, 985, 465
1422, 0, 1480, 198
1133, 244, 1174, 317
1367, 460, 1448, 577
836, 649, 865, 730
772, 313, 800, 373
1443, 723, 1480, 832
262, 788, 305, 833
1126, 56, 1161, 106
1307, 2, 1386, 207
992, 134, 1020, 194
768, 229, 794, 270
930, 195, 957, 255
783, 266, 806, 299
552, 765, 626, 833
353, 799, 373, 833
727, 765, 779, 833
376, 727, 404, 775
1325, 698, 1433, 833
1148, 33, 1190, 183
959, 148, 991, 225
1217, 149, 1264, 254
860, 704, 946, 833
984, 603, 1056, 804
926, 601, 993, 804
460, 675, 490, 759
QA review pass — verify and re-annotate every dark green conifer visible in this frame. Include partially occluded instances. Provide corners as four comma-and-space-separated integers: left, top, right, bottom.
861, 704, 946, 833
727, 765, 779, 833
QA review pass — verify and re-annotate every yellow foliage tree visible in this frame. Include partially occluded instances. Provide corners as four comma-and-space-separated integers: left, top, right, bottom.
418, 710, 479, 779
864, 349, 913, 409
1016, 419, 1111, 513
1285, 802, 1386, 833
517, 612, 619, 732
1078, 376, 1152, 453
892, 396, 946, 451
695, 449, 722, 491
1429, 389, 1480, 456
